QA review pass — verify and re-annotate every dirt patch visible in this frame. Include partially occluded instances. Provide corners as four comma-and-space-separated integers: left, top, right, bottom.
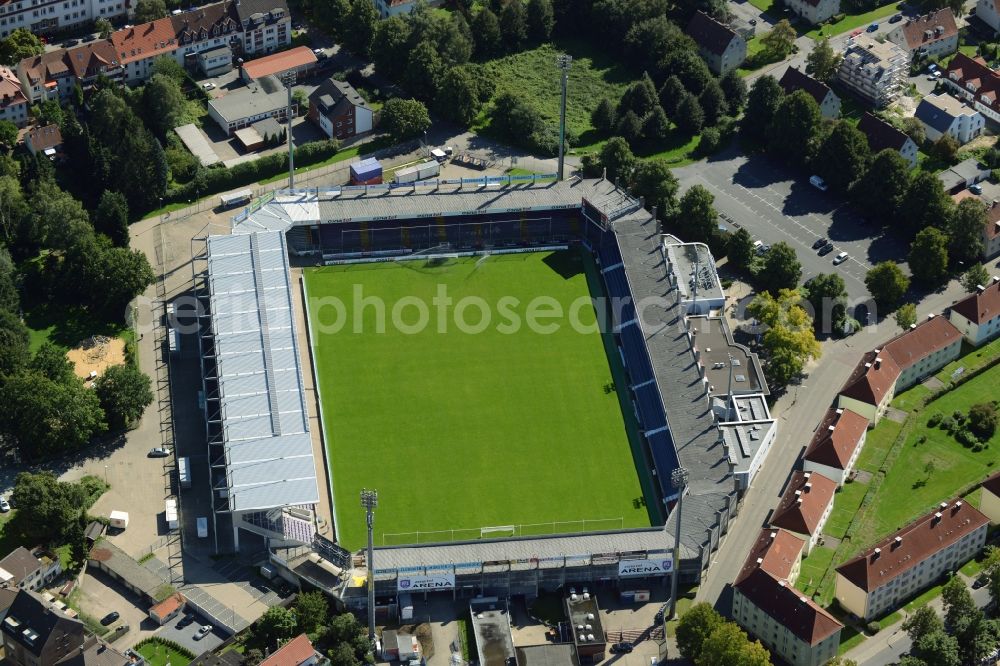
67, 336, 126, 380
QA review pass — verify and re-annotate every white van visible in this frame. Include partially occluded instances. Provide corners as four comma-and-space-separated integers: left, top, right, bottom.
196, 517, 208, 538
809, 175, 828, 191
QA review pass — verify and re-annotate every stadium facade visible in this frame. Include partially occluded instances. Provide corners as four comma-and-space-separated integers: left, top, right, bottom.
192, 175, 775, 603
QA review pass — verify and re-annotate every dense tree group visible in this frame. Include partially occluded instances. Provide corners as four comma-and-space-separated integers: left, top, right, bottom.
676, 603, 771, 666
901, 577, 1000, 666
244, 597, 372, 666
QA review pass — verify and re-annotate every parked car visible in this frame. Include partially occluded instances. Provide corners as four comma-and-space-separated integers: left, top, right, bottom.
0, 497, 9, 512
833, 251, 849, 265
202, 82, 215, 90
818, 243, 835, 256
148, 447, 171, 458
62, 39, 80, 47
100, 612, 120, 626
749, 18, 757, 24
927, 63, 939, 73
974, 576, 988, 589
611, 643, 634, 654
889, 12, 903, 21
812, 237, 828, 250
809, 174, 828, 191
971, 183, 983, 195
851, 28, 864, 36
195, 625, 213, 639
866, 22, 879, 31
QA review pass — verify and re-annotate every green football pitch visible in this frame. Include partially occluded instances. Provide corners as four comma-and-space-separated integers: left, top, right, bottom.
303, 250, 657, 550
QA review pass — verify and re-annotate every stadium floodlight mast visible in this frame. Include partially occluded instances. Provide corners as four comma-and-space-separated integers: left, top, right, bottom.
281, 71, 296, 189
668, 466, 689, 621
361, 488, 378, 647
556, 54, 572, 181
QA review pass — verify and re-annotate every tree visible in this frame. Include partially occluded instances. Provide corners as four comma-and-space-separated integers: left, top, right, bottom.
912, 630, 961, 666
0, 308, 30, 376
728, 227, 755, 269
437, 67, 483, 126
909, 227, 950, 286
133, 0, 166, 22
94, 364, 153, 431
895, 302, 917, 329
380, 98, 431, 142
294, 591, 329, 635
344, 0, 378, 56
642, 105, 670, 140
618, 74, 659, 120
675, 93, 704, 135
0, 120, 16, 148
489, 91, 545, 144
901, 171, 952, 236
615, 110, 643, 145
674, 185, 717, 244
903, 605, 943, 644
404, 41, 445, 102
761, 19, 796, 58
0, 372, 105, 460
865, 262, 910, 308
747, 289, 821, 386
9, 472, 89, 544
982, 545, 1000, 605
676, 603, 724, 663
471, 8, 502, 58
948, 198, 986, 265
30, 342, 75, 384
815, 122, 870, 192
599, 136, 635, 182
943, 574, 977, 632
697, 621, 771, 666
901, 116, 926, 146
95, 17, 112, 38
806, 38, 843, 82
526, 0, 554, 41
142, 74, 186, 138
742, 75, 783, 145
932, 134, 960, 163
631, 159, 678, 219
327, 613, 370, 665
759, 242, 802, 294
371, 16, 412, 80
591, 98, 616, 134
768, 90, 821, 166
256, 606, 298, 649
957, 613, 1000, 666
499, 0, 528, 50
852, 149, 911, 223
328, 644, 358, 666
659, 75, 687, 119
803, 272, 847, 334
0, 29, 43, 65
699, 80, 728, 126
969, 402, 998, 440
85, 244, 156, 316
625, 16, 692, 73
719, 70, 748, 113
962, 263, 990, 293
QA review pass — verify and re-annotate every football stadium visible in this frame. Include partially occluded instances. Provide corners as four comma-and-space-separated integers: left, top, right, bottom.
194, 173, 777, 601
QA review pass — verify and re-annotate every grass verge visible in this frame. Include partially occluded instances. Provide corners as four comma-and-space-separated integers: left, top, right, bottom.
807, 2, 902, 39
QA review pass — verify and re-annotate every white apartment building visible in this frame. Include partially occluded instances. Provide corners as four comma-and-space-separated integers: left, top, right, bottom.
949, 277, 1000, 346
0, 0, 125, 39
837, 35, 909, 107
916, 93, 986, 144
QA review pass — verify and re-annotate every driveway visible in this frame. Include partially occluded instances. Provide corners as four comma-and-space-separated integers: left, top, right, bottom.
73, 570, 162, 648
156, 608, 226, 654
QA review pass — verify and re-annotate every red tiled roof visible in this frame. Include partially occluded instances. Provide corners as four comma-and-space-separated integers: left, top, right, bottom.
242, 46, 316, 80
951, 277, 1000, 325
803, 408, 869, 470
18, 49, 71, 86
26, 124, 62, 152
837, 498, 988, 592
171, 2, 240, 45
945, 53, 1000, 115
149, 593, 184, 618
259, 634, 315, 666
0, 66, 26, 107
63, 41, 117, 79
111, 18, 177, 65
892, 9, 958, 50
770, 471, 837, 537
882, 314, 961, 369
839, 350, 901, 407
982, 470, 1000, 499
987, 201, 1000, 240
735, 568, 843, 645
686, 11, 739, 56
736, 528, 806, 584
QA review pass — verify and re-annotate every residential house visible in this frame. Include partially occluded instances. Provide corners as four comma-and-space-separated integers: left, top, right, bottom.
0, 547, 61, 591
24, 124, 63, 159
240, 45, 316, 83
0, 0, 126, 39
234, 0, 290, 57
111, 18, 178, 85
259, 634, 322, 666
837, 35, 909, 107
857, 112, 918, 167
835, 498, 988, 620
171, 3, 242, 68
16, 50, 74, 104
307, 77, 374, 140
1, 589, 85, 666
62, 40, 121, 88
0, 587, 16, 621
371, 0, 429, 18
768, 471, 837, 554
686, 11, 746, 75
198, 45, 233, 77
802, 408, 870, 485
784, 0, 840, 25
976, 0, 1000, 35
980, 471, 1000, 524
779, 66, 841, 119
148, 593, 185, 626
886, 9, 958, 59
984, 200, 1000, 259
838, 314, 962, 423
915, 93, 985, 144
208, 75, 292, 135
943, 53, 1000, 124
732, 529, 843, 666
0, 66, 26, 127
949, 276, 1000, 346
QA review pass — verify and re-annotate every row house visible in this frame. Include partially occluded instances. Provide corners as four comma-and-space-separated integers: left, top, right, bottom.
780, 66, 841, 119
0, 65, 27, 127
984, 201, 1000, 260
784, 0, 839, 25
235, 0, 289, 57
17, 39, 120, 104
981, 472, 1000, 525
802, 407, 869, 485
0, 547, 61, 591
949, 276, 1000, 346
976, 0, 1000, 35
769, 470, 837, 555
943, 52, 1000, 124
172, 2, 242, 68
686, 11, 746, 75
0, 0, 125, 39
857, 112, 918, 168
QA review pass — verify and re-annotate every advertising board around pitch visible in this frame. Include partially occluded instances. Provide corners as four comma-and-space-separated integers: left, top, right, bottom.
618, 557, 673, 577
397, 573, 456, 591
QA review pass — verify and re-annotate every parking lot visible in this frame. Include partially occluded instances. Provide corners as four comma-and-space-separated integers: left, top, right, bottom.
156, 608, 226, 654
676, 149, 908, 303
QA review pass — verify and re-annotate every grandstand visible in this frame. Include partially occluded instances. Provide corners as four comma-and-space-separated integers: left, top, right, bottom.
227, 176, 773, 596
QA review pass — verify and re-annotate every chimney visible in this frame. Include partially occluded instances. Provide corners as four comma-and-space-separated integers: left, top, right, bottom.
928, 313, 936, 319
993, 276, 1000, 284
910, 323, 917, 329
864, 362, 872, 369
799, 596, 809, 604
874, 357, 882, 369
805, 482, 812, 490
940, 502, 948, 509
803, 472, 811, 478
955, 500, 963, 509
894, 536, 902, 547
770, 531, 777, 539
872, 548, 881, 560
756, 557, 763, 564
828, 424, 836, 432
796, 498, 803, 505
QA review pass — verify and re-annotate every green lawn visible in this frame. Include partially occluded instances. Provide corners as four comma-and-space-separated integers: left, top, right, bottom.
747, 0, 774, 12
838, 626, 865, 654
903, 581, 946, 612
797, 546, 836, 598
824, 480, 869, 539
807, 2, 902, 39
136, 640, 193, 666
23, 302, 128, 352
305, 250, 652, 550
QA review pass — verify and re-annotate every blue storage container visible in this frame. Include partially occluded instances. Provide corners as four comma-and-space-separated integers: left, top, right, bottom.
351, 157, 382, 183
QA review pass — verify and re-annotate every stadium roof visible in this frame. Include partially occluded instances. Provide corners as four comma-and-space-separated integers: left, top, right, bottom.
204, 231, 319, 512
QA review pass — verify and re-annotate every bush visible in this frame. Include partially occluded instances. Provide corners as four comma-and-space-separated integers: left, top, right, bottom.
939, 415, 956, 431
928, 412, 943, 427
956, 429, 979, 447
866, 621, 880, 634
698, 127, 722, 156
830, 13, 846, 22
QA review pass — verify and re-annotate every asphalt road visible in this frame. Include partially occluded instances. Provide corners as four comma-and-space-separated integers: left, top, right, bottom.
675, 149, 907, 303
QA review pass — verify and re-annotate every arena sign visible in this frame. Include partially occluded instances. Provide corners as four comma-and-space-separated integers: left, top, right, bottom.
397, 573, 456, 591
618, 558, 673, 577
